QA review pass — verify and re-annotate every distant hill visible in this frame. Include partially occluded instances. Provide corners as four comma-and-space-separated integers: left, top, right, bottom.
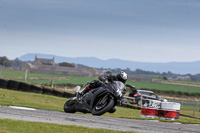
18, 53, 200, 75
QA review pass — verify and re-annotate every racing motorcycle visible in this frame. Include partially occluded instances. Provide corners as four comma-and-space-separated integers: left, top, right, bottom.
63, 81, 126, 116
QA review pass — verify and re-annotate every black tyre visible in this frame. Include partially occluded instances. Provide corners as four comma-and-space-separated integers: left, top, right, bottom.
63, 92, 75, 98
52, 89, 64, 97
7, 80, 20, 90
42, 87, 53, 95
18, 82, 31, 92
92, 97, 114, 116
30, 85, 43, 93
0, 79, 8, 89
64, 100, 76, 113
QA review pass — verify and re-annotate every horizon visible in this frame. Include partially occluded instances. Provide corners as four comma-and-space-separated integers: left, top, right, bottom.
18, 53, 200, 64
1, 0, 200, 63
1, 52, 200, 75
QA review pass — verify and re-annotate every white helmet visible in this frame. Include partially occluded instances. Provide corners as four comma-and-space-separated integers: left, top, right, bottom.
116, 71, 128, 83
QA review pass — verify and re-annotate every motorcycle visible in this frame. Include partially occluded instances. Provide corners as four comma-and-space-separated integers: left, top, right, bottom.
63, 80, 126, 116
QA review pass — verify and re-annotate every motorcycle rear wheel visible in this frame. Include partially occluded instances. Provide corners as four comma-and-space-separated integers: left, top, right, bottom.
64, 99, 76, 113
91, 98, 114, 116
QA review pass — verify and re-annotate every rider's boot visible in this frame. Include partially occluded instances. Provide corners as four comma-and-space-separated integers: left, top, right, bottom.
79, 85, 91, 96
109, 106, 116, 113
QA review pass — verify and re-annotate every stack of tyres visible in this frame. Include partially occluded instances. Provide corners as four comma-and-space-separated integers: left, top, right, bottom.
7, 80, 20, 90
42, 86, 54, 95
52, 89, 64, 97
159, 102, 181, 120
141, 100, 161, 119
0, 78, 8, 89
63, 91, 75, 98
30, 85, 43, 94
18, 82, 31, 92
140, 100, 181, 120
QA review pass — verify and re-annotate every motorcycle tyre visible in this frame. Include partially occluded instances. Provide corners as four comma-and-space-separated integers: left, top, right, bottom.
64, 100, 76, 113
91, 99, 114, 116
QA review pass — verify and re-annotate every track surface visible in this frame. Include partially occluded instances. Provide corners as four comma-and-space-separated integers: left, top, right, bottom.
0, 106, 199, 133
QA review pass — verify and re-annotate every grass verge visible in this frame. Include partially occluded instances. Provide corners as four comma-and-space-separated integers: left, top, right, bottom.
0, 88, 200, 124
0, 118, 134, 133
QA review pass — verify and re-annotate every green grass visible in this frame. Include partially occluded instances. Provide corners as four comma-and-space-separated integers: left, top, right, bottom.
0, 88, 200, 124
0, 118, 134, 133
1, 70, 96, 85
126, 81, 200, 93
171, 79, 200, 83
0, 88, 65, 111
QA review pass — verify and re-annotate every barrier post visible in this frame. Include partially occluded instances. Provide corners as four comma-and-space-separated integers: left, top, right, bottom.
193, 106, 196, 117
0, 67, 2, 74
25, 69, 28, 82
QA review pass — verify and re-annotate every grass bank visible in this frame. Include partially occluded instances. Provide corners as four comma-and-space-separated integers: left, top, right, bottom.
0, 118, 133, 133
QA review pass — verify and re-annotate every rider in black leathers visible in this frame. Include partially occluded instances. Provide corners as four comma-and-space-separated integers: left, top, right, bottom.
78, 71, 128, 113
79, 71, 128, 96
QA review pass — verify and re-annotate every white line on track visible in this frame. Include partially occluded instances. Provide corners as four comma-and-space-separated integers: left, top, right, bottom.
9, 106, 37, 111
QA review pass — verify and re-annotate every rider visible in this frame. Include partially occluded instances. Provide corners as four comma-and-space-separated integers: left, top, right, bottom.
79, 71, 128, 96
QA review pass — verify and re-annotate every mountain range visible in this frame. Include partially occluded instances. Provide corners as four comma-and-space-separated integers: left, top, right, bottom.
18, 53, 200, 75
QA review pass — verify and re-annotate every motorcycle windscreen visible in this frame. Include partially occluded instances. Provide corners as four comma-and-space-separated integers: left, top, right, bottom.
111, 81, 125, 97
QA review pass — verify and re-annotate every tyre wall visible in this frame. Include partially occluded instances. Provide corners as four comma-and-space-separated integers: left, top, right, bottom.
30, 85, 43, 93
0, 78, 8, 89
140, 100, 181, 120
7, 80, 20, 90
18, 82, 31, 92
0, 78, 74, 98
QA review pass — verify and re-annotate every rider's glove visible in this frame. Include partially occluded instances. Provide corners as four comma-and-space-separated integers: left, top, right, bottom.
89, 80, 102, 89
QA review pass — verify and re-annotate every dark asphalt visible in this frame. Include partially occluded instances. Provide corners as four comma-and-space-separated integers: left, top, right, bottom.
0, 106, 199, 133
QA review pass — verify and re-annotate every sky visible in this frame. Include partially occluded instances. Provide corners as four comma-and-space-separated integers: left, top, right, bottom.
0, 0, 200, 63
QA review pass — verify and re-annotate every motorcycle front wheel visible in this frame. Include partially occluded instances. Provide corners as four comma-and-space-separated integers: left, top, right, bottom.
64, 99, 76, 113
91, 97, 114, 116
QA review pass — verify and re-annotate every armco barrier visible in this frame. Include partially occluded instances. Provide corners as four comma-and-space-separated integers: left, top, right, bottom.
7, 80, 20, 90
0, 78, 8, 89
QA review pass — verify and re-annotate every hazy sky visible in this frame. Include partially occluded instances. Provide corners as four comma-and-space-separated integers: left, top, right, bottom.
0, 0, 200, 63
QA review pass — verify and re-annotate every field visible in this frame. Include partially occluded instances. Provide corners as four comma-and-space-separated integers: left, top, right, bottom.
1, 70, 200, 94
